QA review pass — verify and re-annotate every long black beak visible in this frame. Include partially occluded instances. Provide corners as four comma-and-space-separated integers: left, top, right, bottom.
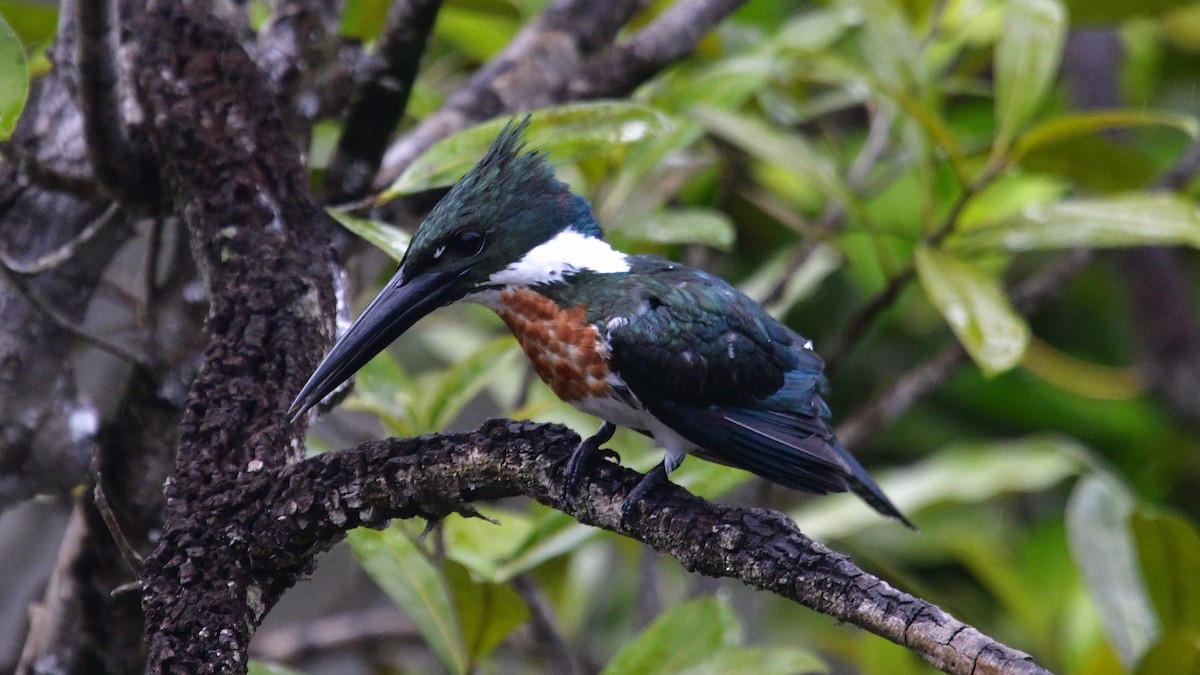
288, 267, 465, 420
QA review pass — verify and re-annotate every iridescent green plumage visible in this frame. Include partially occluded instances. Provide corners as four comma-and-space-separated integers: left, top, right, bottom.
291, 119, 911, 527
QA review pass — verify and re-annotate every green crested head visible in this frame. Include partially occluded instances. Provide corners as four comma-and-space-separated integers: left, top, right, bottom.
398, 117, 609, 294
289, 117, 628, 419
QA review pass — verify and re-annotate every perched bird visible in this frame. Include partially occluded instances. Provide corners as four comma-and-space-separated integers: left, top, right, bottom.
290, 119, 912, 527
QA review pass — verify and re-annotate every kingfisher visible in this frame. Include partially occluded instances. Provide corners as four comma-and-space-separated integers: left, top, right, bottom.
290, 119, 912, 527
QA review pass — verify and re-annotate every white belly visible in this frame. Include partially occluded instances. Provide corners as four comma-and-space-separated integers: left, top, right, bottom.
569, 392, 698, 473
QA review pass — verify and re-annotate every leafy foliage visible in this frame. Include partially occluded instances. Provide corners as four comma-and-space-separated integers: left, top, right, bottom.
299, 0, 1200, 672
0, 11, 27, 139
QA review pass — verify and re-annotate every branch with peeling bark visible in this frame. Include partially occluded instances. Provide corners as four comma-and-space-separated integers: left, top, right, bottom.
374, 0, 645, 188
87, 1, 1081, 673
120, 3, 1053, 673
145, 420, 1049, 675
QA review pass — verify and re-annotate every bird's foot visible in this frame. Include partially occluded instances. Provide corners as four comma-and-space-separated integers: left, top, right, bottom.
620, 463, 668, 526
564, 422, 617, 507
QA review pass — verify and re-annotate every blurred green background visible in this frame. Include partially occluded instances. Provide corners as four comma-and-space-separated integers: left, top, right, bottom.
8, 0, 1200, 672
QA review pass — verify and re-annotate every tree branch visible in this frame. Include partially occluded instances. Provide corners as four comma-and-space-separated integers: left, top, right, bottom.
124, 4, 1051, 674
325, 0, 444, 201
131, 0, 337, 522
373, 0, 645, 188
837, 249, 1094, 450
560, 0, 749, 100
252, 0, 343, 122
74, 0, 157, 204
145, 419, 1049, 675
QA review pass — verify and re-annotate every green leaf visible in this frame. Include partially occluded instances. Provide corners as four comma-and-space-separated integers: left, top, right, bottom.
328, 208, 411, 262
247, 661, 308, 675
845, 0, 926, 95
651, 53, 776, 112
601, 597, 740, 675
492, 512, 601, 581
957, 173, 1070, 230
692, 106, 855, 212
345, 351, 419, 436
0, 12, 28, 139
776, 7, 861, 54
1132, 510, 1200, 633
1012, 110, 1199, 162
675, 647, 827, 675
609, 208, 736, 250
436, 7, 521, 61
348, 527, 468, 674
1066, 474, 1160, 669
913, 246, 1030, 375
671, 454, 754, 498
424, 337, 521, 432
1133, 631, 1200, 675
441, 505, 534, 582
1068, 0, 1193, 24
0, 1, 59, 47
951, 195, 1200, 252
444, 562, 529, 665
993, 0, 1067, 154
382, 102, 674, 199
793, 435, 1084, 539
339, 0, 389, 41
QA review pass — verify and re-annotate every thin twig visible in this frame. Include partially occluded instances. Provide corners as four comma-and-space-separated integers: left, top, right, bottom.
250, 607, 417, 663
836, 249, 1094, 450
75, 0, 152, 201
0, 141, 104, 199
93, 479, 146, 574
561, 0, 751, 101
824, 163, 1003, 374
0, 203, 119, 274
325, 0, 444, 201
0, 261, 149, 365
373, 0, 646, 189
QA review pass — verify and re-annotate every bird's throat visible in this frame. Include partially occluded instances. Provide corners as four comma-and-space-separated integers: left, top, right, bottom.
495, 288, 613, 402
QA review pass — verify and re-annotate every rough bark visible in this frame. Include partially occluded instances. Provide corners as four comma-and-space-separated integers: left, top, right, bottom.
0, 1, 1073, 672
145, 419, 1049, 675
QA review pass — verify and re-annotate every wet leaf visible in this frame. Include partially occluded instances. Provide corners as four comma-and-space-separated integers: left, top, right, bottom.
914, 246, 1030, 375
382, 102, 673, 199
601, 597, 740, 675
1066, 474, 1160, 669
993, 0, 1067, 153
349, 527, 467, 674
609, 207, 736, 250
0, 12, 27, 139
328, 208, 411, 262
952, 195, 1200, 252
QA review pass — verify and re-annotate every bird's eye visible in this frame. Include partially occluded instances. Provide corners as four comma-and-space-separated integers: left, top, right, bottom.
448, 230, 485, 258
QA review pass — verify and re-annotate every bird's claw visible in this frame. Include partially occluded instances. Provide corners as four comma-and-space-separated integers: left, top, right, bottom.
564, 422, 617, 507
619, 462, 667, 527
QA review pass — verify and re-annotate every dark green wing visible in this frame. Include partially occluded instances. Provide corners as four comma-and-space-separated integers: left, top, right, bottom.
592, 257, 911, 524
601, 258, 814, 408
